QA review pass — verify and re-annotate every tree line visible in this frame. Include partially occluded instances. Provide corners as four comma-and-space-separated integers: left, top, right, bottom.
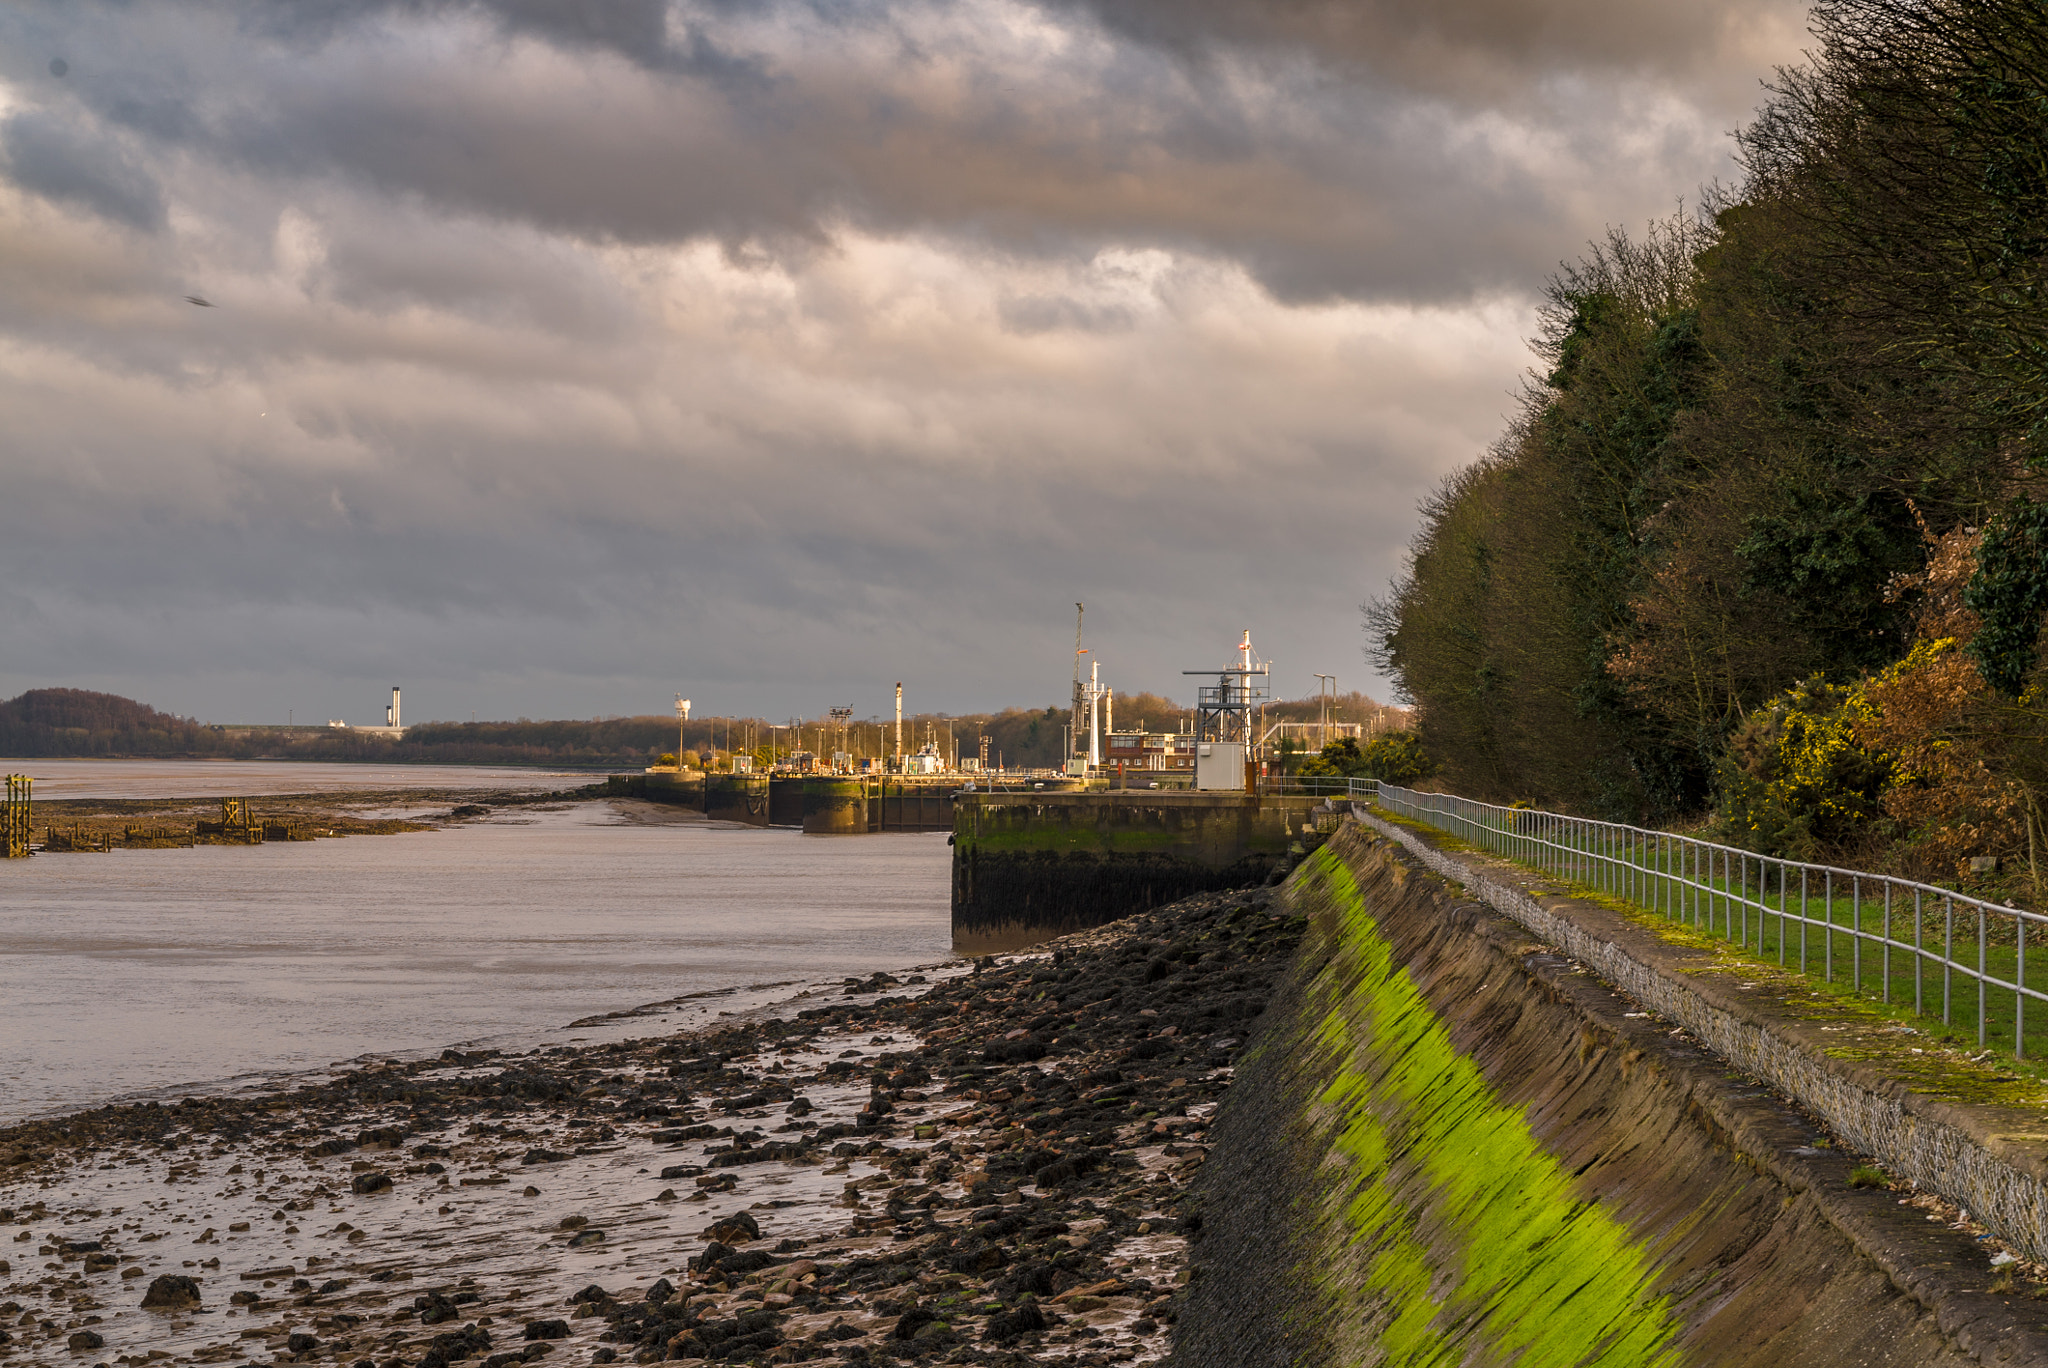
0, 686, 1408, 774
1372, 0, 2048, 887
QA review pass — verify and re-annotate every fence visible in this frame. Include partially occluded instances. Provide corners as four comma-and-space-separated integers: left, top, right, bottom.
1368, 781, 2048, 1059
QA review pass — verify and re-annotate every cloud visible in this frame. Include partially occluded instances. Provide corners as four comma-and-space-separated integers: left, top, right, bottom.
0, 0, 1808, 721
1, 108, 165, 232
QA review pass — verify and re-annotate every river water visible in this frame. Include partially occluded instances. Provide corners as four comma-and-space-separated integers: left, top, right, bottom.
0, 785, 952, 1125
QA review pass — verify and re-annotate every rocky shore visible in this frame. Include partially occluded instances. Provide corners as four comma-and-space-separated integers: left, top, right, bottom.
0, 886, 1302, 1367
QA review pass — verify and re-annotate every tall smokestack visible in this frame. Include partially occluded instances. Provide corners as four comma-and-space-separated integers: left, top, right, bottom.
894, 683, 903, 768
389, 686, 401, 730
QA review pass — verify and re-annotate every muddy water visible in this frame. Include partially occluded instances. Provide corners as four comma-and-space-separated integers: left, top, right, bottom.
0, 805, 951, 1124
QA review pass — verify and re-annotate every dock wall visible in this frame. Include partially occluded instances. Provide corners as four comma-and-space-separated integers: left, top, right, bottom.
950, 791, 1321, 939
603, 773, 956, 833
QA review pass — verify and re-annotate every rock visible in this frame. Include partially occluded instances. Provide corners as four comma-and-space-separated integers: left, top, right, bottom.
349, 1171, 393, 1195
569, 1283, 611, 1305
892, 1307, 938, 1341
657, 1165, 699, 1181
523, 1319, 572, 1341
285, 1331, 320, 1354
984, 1302, 1047, 1342
704, 1210, 761, 1244
141, 1273, 204, 1309
521, 1149, 569, 1166
67, 1329, 105, 1350
653, 1188, 677, 1202
566, 1229, 605, 1248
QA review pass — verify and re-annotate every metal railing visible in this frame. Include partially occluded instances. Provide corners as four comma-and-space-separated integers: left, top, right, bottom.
1254, 775, 1383, 798
1367, 783, 2048, 1057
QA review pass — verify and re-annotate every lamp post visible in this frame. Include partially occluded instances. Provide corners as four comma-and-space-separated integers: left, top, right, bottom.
1313, 674, 1335, 752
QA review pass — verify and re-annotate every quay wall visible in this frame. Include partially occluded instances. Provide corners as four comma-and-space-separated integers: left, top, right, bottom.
950, 791, 1321, 939
1177, 821, 2048, 1366
602, 772, 956, 832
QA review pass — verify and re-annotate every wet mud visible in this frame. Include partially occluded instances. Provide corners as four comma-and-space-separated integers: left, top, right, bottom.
0, 889, 1300, 1368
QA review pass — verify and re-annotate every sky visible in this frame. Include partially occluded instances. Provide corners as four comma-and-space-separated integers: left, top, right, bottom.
0, 0, 1812, 727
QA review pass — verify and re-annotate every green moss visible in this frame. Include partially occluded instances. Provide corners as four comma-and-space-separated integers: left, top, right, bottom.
1295, 846, 1683, 1367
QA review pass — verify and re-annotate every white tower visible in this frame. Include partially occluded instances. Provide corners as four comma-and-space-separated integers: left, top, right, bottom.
386, 687, 402, 730
1088, 659, 1102, 767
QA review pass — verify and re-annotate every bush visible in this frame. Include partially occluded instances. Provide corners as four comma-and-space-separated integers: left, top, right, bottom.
1298, 731, 1436, 785
1714, 679, 1892, 857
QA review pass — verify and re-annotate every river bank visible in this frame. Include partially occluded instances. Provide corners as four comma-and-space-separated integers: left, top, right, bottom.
0, 886, 1301, 1367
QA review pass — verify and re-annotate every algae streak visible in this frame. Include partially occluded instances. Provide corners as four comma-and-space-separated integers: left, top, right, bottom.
1304, 848, 1681, 1367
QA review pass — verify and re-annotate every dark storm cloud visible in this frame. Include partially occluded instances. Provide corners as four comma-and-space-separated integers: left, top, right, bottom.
10, 0, 1795, 304
1048, 0, 1800, 97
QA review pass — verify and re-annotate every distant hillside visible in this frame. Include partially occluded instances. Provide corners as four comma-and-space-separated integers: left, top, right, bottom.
0, 688, 225, 757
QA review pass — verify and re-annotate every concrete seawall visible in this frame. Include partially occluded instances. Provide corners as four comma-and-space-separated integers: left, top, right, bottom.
951, 791, 1322, 941
1176, 822, 2048, 1366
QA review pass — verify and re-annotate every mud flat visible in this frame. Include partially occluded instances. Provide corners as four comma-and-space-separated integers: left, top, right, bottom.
0, 890, 1299, 1366
27, 788, 595, 849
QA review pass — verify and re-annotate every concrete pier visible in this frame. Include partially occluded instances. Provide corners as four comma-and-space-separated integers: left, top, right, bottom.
800, 779, 867, 834
951, 790, 1322, 939
703, 774, 770, 826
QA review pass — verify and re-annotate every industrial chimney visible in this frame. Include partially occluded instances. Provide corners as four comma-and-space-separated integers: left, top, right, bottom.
387, 686, 402, 730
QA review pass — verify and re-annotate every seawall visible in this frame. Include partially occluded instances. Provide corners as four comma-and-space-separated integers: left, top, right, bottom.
951, 791, 1322, 940
1176, 821, 2048, 1366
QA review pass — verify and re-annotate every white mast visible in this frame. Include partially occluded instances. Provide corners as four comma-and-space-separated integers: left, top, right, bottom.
1088, 659, 1102, 767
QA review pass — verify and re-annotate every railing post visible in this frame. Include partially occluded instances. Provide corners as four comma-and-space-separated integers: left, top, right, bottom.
1943, 896, 1953, 1026
2019, 919, 2028, 1059
1800, 867, 1808, 974
1852, 875, 1862, 994
1824, 870, 1834, 983
1882, 884, 1891, 1004
1914, 889, 1923, 1018
1979, 907, 1988, 1049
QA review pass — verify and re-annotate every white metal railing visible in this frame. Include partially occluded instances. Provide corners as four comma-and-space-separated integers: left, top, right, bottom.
1363, 782, 2048, 1058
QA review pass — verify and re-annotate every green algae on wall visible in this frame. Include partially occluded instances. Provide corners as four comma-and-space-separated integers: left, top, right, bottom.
1297, 845, 1684, 1367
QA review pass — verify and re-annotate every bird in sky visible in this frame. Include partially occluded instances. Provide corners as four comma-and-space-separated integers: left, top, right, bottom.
184, 296, 214, 307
